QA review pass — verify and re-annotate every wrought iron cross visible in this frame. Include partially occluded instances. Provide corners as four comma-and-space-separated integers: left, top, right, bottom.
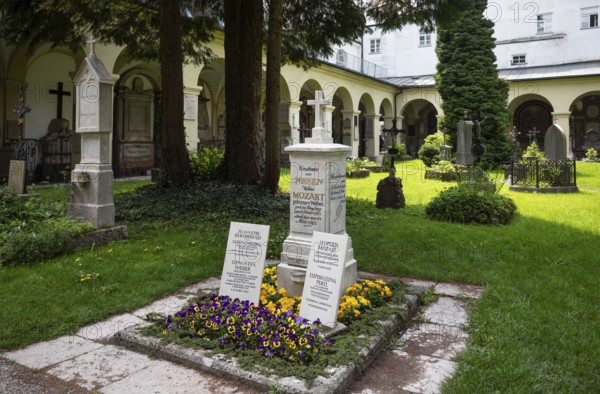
307, 90, 331, 129
12, 85, 31, 127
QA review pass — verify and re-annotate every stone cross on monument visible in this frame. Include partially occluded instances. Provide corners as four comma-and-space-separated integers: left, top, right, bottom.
307, 91, 331, 130
305, 91, 332, 143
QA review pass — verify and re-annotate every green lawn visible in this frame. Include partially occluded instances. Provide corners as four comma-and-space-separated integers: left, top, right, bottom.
1, 161, 600, 392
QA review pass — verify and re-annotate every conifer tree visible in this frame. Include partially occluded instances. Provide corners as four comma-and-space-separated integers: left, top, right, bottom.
435, 0, 513, 168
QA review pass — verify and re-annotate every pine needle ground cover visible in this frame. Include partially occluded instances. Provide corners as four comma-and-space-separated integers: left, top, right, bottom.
1, 161, 599, 392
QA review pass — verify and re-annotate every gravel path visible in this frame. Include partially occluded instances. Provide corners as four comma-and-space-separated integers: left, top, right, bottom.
0, 356, 90, 394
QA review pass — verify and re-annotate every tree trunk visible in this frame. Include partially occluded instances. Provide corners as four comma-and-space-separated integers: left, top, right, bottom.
262, 0, 284, 194
223, 0, 264, 184
159, 0, 191, 186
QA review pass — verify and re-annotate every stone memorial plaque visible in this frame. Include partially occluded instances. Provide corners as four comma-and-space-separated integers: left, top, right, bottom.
219, 222, 270, 305
290, 159, 347, 236
8, 160, 26, 194
290, 160, 327, 233
299, 231, 348, 327
121, 143, 154, 163
183, 94, 197, 120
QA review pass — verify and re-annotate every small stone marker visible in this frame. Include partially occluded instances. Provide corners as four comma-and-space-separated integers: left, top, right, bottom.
219, 222, 270, 306
299, 231, 348, 328
8, 160, 26, 194
544, 124, 567, 161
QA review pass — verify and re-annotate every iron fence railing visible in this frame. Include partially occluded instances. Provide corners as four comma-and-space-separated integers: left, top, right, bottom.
510, 159, 577, 188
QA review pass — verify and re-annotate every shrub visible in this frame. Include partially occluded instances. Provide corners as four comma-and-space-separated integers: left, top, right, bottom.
0, 186, 93, 266
346, 157, 375, 173
418, 134, 444, 167
189, 146, 224, 179
585, 148, 599, 162
521, 141, 546, 161
425, 182, 516, 225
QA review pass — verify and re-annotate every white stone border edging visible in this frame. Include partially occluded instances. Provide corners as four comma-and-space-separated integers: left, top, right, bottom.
114, 293, 421, 394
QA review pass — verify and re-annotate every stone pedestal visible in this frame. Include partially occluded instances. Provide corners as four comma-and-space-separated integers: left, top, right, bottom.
67, 163, 115, 229
279, 131, 357, 297
456, 120, 474, 166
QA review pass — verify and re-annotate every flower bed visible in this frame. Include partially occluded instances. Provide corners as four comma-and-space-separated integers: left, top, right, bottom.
117, 273, 415, 392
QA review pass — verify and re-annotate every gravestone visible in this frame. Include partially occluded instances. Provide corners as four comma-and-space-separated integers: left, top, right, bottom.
299, 232, 348, 328
456, 119, 474, 166
439, 145, 452, 161
544, 124, 567, 161
67, 38, 115, 229
219, 222, 270, 306
8, 160, 26, 194
279, 90, 357, 298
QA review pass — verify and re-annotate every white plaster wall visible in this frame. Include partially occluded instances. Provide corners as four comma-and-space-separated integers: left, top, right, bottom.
25, 53, 76, 139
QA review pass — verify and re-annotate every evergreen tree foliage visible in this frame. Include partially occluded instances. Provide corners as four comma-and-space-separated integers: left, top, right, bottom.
435, 0, 513, 168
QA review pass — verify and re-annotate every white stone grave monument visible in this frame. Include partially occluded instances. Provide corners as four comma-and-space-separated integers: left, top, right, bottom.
278, 90, 357, 297
67, 38, 116, 229
299, 231, 349, 328
219, 222, 270, 306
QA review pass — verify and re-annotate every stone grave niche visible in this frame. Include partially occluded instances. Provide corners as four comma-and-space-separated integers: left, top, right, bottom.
67, 47, 115, 229
279, 90, 357, 298
456, 119, 474, 166
114, 77, 154, 175
544, 124, 567, 161
583, 129, 600, 152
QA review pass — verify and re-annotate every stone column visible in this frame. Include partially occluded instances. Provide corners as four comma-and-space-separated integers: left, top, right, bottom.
183, 86, 202, 149
289, 101, 302, 145
67, 49, 115, 229
552, 112, 571, 157
364, 113, 380, 157
341, 110, 360, 156
324, 105, 336, 135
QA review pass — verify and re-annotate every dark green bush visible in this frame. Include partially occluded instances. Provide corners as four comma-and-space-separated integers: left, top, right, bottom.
0, 186, 93, 266
189, 147, 224, 179
425, 185, 516, 225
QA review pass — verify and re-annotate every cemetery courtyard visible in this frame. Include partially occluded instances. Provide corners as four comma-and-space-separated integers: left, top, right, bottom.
1, 159, 600, 392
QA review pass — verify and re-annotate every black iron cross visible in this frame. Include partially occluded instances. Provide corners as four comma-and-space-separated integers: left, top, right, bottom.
48, 82, 71, 119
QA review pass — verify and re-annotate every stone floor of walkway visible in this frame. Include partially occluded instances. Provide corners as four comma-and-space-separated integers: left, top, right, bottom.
2, 274, 482, 394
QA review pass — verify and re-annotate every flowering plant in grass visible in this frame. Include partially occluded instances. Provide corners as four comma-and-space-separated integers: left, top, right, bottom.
166, 294, 332, 364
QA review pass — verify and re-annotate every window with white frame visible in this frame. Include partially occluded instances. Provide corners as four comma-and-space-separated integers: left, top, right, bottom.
369, 38, 381, 54
419, 28, 432, 47
511, 54, 526, 65
336, 50, 346, 66
581, 7, 599, 29
537, 13, 553, 34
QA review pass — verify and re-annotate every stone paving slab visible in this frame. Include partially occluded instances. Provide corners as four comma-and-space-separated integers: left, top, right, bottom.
423, 297, 469, 328
391, 351, 457, 394
5, 336, 104, 370
401, 323, 468, 361
180, 277, 221, 294
132, 293, 192, 319
76, 313, 149, 342
434, 282, 483, 299
99, 358, 253, 394
45, 345, 151, 391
